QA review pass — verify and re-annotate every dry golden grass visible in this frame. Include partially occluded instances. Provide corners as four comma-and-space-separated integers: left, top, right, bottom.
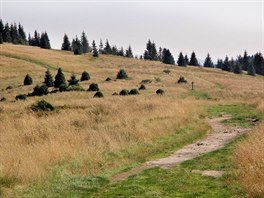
234, 100, 264, 197
0, 43, 264, 189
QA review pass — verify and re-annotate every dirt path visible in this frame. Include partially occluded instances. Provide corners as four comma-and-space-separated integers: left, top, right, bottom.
111, 114, 247, 183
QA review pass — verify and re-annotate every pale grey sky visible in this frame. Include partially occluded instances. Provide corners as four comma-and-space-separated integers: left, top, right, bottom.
1, 0, 263, 61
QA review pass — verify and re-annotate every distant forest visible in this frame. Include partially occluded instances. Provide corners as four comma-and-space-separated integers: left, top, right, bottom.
1, 19, 263, 76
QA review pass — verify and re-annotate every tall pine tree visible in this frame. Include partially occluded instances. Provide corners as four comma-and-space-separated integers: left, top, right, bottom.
40, 32, 51, 49
44, 69, 54, 87
103, 39, 112, 54
92, 40, 99, 57
189, 51, 199, 66
177, 52, 186, 66
125, 45, 133, 58
222, 56, 231, 71
61, 34, 71, 51
248, 62, 256, 76
3, 23, 11, 42
72, 36, 82, 55
203, 53, 214, 67
143, 39, 158, 61
242, 51, 249, 71
162, 49, 175, 65
81, 31, 89, 53
54, 68, 66, 88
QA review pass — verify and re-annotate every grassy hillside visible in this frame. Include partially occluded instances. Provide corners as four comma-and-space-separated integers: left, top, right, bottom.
0, 43, 264, 197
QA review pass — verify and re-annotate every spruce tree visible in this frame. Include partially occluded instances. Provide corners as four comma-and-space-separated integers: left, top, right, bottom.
222, 56, 230, 71
216, 59, 223, 69
112, 46, 118, 55
54, 68, 66, 88
162, 49, 175, 65
103, 39, 112, 54
33, 30, 40, 46
68, 74, 79, 85
184, 54, 189, 65
0, 33, 3, 44
233, 63, 242, 74
44, 69, 54, 87
24, 74, 33, 85
81, 31, 89, 53
0, 20, 4, 35
248, 62, 256, 76
10, 23, 19, 44
229, 58, 235, 72
117, 47, 124, 56
18, 23, 27, 44
189, 51, 199, 66
92, 40, 99, 57
99, 39, 104, 54
61, 34, 71, 51
242, 51, 249, 71
3, 23, 11, 42
203, 53, 214, 67
72, 36, 82, 55
125, 45, 133, 58
143, 39, 158, 61
40, 32, 51, 49
177, 52, 186, 66
253, 52, 264, 75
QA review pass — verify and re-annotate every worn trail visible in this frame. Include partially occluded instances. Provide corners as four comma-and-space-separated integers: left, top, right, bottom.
111, 115, 247, 182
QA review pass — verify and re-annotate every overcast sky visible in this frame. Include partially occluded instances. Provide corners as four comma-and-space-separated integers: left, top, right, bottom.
1, 0, 263, 61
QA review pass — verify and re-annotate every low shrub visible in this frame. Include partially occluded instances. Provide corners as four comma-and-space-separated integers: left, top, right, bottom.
94, 91, 104, 98
139, 84, 146, 90
155, 77, 161, 82
116, 69, 128, 79
6, 86, 12, 90
31, 100, 55, 112
119, 89, 129, 96
156, 89, 165, 96
67, 85, 85, 91
105, 77, 112, 82
0, 97, 6, 102
24, 74, 33, 86
16, 94, 27, 100
129, 89, 139, 95
59, 84, 68, 92
80, 71, 90, 81
178, 76, 187, 83
88, 83, 99, 91
141, 79, 152, 84
32, 84, 49, 96
68, 74, 79, 86
112, 92, 118, 96
163, 69, 171, 74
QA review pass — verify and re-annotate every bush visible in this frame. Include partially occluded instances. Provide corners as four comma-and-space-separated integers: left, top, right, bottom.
112, 92, 118, 96
32, 84, 49, 96
67, 85, 84, 91
16, 94, 27, 100
31, 100, 54, 112
156, 89, 164, 96
0, 97, 6, 102
105, 77, 112, 82
177, 76, 187, 83
44, 69, 54, 87
68, 74, 79, 86
141, 79, 152, 84
119, 89, 129, 96
6, 86, 12, 90
94, 91, 104, 98
54, 68, 66, 88
116, 69, 128, 79
88, 83, 99, 91
59, 84, 68, 92
139, 84, 146, 90
155, 77, 161, 82
24, 74, 33, 86
80, 71, 90, 81
129, 89, 139, 95
163, 69, 171, 74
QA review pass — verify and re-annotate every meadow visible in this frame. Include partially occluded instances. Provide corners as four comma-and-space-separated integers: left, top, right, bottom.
0, 44, 263, 197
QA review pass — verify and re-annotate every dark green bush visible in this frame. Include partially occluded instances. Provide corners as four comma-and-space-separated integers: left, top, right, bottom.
156, 89, 165, 95
0, 97, 6, 102
163, 69, 171, 74
177, 76, 187, 84
139, 84, 146, 90
31, 100, 54, 112
129, 89, 139, 95
116, 69, 128, 79
16, 94, 27, 100
141, 79, 152, 84
88, 83, 99, 91
105, 77, 112, 82
59, 84, 68, 92
112, 92, 118, 96
68, 74, 79, 86
32, 84, 49, 96
24, 74, 33, 86
67, 85, 84, 91
80, 71, 90, 81
119, 89, 129, 96
94, 91, 104, 98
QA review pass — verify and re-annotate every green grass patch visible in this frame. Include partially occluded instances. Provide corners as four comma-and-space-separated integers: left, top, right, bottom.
206, 104, 261, 127
94, 136, 245, 198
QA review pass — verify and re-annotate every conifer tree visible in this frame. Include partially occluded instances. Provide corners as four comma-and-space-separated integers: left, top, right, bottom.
125, 45, 133, 58
229, 58, 235, 72
99, 39, 104, 54
158, 47, 163, 61
103, 39, 112, 54
242, 51, 249, 71
72, 36, 82, 55
0, 33, 3, 44
44, 69, 54, 87
33, 30, 40, 46
112, 46, 118, 55
162, 49, 175, 65
248, 62, 256, 76
216, 59, 223, 69
40, 32, 51, 49
80, 71, 90, 81
81, 31, 89, 53
3, 23, 11, 42
143, 39, 158, 61
184, 54, 189, 65
10, 23, 19, 44
203, 53, 214, 67
0, 20, 4, 35
24, 74, 33, 85
92, 40, 99, 57
117, 47, 124, 56
61, 34, 71, 51
54, 68, 66, 88
222, 56, 231, 71
68, 74, 79, 85
253, 52, 264, 75
18, 23, 27, 44
189, 51, 199, 66
233, 63, 242, 74
177, 52, 186, 66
